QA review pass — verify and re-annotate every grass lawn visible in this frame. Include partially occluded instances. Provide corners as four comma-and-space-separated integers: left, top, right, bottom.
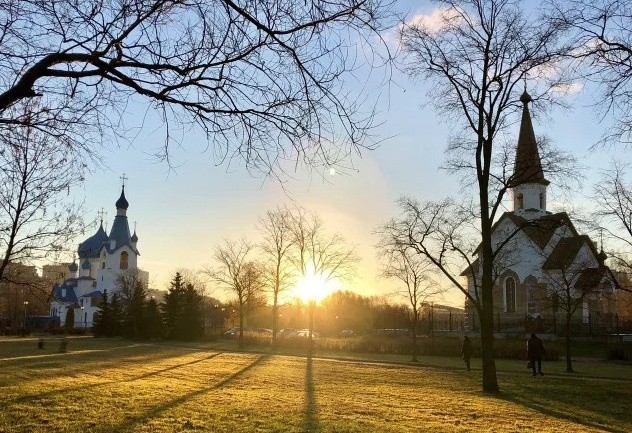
0, 337, 630, 432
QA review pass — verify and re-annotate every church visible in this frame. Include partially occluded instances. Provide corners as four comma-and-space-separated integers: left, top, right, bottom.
50, 185, 140, 328
462, 90, 619, 333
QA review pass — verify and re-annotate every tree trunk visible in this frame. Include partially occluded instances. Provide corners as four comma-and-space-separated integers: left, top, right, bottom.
411, 311, 418, 362
238, 304, 244, 349
565, 315, 573, 373
479, 188, 500, 392
308, 300, 314, 354
272, 292, 279, 345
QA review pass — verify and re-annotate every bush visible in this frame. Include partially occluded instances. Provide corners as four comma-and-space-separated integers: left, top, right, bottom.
607, 343, 632, 361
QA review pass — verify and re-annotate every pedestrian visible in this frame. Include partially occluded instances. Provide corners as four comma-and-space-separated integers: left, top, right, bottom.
461, 335, 472, 371
527, 333, 545, 376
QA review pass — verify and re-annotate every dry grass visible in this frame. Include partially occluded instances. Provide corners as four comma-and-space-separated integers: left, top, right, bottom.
0, 337, 630, 432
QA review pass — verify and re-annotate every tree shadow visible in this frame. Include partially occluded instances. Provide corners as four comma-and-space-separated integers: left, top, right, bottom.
5, 352, 222, 406
496, 390, 629, 433
106, 354, 269, 433
303, 356, 320, 433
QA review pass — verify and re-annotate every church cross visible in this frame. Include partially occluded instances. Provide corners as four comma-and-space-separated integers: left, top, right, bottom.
120, 173, 129, 188
97, 207, 106, 223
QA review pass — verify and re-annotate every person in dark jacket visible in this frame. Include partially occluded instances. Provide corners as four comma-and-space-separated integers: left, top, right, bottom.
527, 333, 545, 376
461, 335, 472, 371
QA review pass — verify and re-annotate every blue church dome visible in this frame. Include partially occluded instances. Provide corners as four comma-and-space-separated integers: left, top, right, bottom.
131, 230, 138, 243
115, 187, 129, 210
68, 262, 78, 272
81, 259, 91, 270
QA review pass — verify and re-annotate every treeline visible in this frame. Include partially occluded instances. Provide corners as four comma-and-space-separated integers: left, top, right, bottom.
93, 272, 204, 341
224, 290, 463, 337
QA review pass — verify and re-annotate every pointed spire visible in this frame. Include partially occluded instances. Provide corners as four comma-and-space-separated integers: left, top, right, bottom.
511, 90, 549, 187
131, 222, 138, 243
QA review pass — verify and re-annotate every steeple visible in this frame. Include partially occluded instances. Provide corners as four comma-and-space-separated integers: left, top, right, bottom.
510, 89, 549, 216
511, 90, 549, 187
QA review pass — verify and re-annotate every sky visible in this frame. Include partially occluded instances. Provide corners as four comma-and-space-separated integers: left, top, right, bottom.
65, 0, 630, 307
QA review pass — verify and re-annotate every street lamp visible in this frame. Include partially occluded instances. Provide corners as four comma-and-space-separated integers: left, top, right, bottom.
80, 306, 86, 332
23, 301, 29, 330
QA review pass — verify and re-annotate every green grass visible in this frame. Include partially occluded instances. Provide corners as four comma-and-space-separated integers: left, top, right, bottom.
0, 337, 630, 432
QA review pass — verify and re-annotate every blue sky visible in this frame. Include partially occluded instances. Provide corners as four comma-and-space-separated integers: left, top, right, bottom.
69, 0, 629, 306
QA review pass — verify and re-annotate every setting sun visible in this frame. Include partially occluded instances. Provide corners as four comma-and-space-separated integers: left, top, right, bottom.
294, 268, 339, 303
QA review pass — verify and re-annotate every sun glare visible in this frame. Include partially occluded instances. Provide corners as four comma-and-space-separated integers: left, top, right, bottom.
294, 268, 338, 303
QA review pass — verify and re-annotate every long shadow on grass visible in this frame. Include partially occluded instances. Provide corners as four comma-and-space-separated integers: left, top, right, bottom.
4, 352, 222, 406
304, 356, 321, 432
498, 391, 628, 433
104, 354, 270, 433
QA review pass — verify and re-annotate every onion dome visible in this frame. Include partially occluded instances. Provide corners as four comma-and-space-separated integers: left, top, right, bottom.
68, 262, 78, 273
115, 186, 129, 210
78, 223, 109, 258
131, 230, 138, 243
81, 259, 91, 270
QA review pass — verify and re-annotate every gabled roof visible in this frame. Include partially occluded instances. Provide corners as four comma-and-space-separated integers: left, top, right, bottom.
474, 211, 573, 255
575, 267, 607, 291
505, 213, 571, 250
81, 290, 103, 298
542, 235, 590, 270
460, 258, 480, 276
52, 282, 78, 303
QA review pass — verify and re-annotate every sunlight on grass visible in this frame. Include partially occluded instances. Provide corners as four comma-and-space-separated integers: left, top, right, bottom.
0, 337, 630, 432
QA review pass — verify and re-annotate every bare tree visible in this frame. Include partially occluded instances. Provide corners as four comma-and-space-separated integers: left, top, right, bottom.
0, 120, 86, 293
538, 248, 609, 373
288, 207, 357, 348
398, 0, 573, 393
550, 0, 632, 144
0, 0, 395, 176
206, 238, 263, 347
594, 163, 632, 282
257, 206, 295, 344
376, 241, 444, 362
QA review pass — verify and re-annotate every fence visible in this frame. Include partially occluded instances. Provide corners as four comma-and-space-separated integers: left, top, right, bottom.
465, 312, 632, 337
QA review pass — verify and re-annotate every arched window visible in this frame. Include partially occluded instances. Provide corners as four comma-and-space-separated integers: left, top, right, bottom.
120, 251, 129, 270
517, 193, 524, 209
505, 277, 516, 313
539, 192, 544, 209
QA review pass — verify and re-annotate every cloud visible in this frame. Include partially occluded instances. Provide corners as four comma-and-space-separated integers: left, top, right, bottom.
551, 82, 583, 95
381, 6, 464, 51
405, 6, 465, 34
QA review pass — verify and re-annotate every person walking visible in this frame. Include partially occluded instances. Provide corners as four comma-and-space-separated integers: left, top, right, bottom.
527, 333, 545, 376
461, 335, 472, 371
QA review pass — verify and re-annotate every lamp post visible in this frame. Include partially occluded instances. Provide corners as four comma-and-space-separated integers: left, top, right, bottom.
23, 300, 29, 331
80, 306, 85, 332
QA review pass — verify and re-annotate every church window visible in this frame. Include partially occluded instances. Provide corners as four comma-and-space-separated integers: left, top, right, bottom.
102, 261, 105, 269
505, 277, 516, 313
517, 193, 524, 209
539, 193, 544, 209
120, 251, 129, 270
527, 280, 537, 314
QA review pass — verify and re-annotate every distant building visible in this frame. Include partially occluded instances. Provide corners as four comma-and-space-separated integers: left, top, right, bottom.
0, 262, 47, 329
42, 263, 73, 286
50, 185, 141, 328
461, 91, 619, 333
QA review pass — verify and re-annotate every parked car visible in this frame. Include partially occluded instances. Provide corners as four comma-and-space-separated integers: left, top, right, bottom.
224, 327, 241, 338
224, 327, 272, 339
295, 329, 320, 338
